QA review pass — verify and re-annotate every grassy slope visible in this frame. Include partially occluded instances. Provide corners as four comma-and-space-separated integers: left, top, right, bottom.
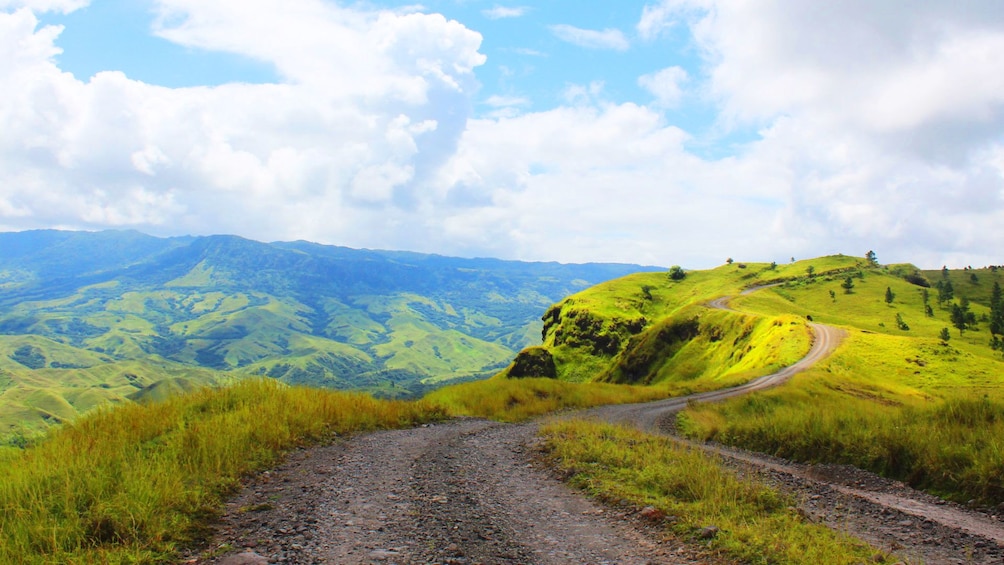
0, 380, 447, 564
682, 264, 1004, 504
508, 258, 867, 394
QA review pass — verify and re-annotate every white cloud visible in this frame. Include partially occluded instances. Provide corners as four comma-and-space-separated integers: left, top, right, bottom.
484, 95, 529, 108
549, 24, 630, 51
0, 0, 87, 14
0, 3, 484, 248
637, 0, 684, 40
482, 6, 526, 20
3, 1, 1004, 270
638, 66, 688, 107
625, 0, 1004, 267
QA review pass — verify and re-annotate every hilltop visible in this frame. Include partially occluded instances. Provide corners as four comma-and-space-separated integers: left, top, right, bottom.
0, 229, 657, 433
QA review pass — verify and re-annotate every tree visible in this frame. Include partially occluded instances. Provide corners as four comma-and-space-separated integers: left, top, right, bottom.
921, 288, 930, 307
940, 327, 951, 344
668, 265, 686, 281
885, 286, 895, 304
641, 285, 654, 301
895, 313, 909, 331
865, 250, 878, 266
807, 265, 815, 277
991, 281, 1004, 337
769, 261, 777, 270
841, 276, 855, 294
963, 297, 977, 327
951, 301, 969, 335
829, 289, 836, 301
937, 280, 954, 304
971, 273, 979, 284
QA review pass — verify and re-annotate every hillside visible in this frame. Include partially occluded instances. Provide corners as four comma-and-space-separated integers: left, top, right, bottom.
499, 257, 856, 390
500, 253, 1004, 505
0, 229, 657, 434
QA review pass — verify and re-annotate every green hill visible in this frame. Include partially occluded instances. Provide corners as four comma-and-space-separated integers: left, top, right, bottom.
492, 253, 1004, 504
0, 229, 657, 433
499, 257, 863, 391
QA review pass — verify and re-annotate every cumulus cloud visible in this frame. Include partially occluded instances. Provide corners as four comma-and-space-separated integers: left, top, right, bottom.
0, 2, 485, 249
627, 0, 1004, 267
549, 24, 630, 51
3, 0, 1004, 269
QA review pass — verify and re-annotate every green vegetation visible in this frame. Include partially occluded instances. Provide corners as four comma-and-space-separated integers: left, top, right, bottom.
507, 257, 858, 391
0, 379, 446, 563
0, 230, 654, 434
425, 377, 670, 422
540, 419, 880, 565
682, 264, 1004, 504
9, 250, 983, 563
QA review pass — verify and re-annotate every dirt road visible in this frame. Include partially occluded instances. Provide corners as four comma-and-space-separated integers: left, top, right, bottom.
193, 294, 1004, 564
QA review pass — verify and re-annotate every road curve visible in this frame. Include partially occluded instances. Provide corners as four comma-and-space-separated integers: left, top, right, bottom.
584, 290, 844, 432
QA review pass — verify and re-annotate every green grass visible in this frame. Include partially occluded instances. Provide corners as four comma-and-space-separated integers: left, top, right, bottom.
0, 379, 447, 563
683, 268, 1004, 505
424, 376, 672, 422
540, 419, 882, 565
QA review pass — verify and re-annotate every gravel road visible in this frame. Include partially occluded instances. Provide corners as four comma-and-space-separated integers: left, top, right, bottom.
188, 419, 718, 565
188, 294, 1004, 564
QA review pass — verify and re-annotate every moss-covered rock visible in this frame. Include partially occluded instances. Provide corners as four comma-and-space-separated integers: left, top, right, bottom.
507, 346, 557, 379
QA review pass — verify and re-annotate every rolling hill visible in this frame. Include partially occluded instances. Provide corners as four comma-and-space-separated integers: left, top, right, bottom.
492, 254, 1004, 504
0, 229, 658, 433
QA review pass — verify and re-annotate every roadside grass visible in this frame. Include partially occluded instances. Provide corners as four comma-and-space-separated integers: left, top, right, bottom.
424, 376, 671, 422
0, 379, 447, 564
540, 419, 882, 565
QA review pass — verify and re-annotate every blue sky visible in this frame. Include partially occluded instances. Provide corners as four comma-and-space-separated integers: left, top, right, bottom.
4, 1, 1004, 268
40, 1, 717, 133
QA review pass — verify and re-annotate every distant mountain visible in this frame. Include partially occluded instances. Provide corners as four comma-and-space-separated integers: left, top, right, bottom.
0, 230, 661, 433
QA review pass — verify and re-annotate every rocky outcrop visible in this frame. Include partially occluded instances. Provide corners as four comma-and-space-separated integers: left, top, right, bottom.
506, 347, 557, 379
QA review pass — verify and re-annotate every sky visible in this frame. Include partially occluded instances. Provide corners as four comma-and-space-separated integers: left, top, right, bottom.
2, 1, 1004, 269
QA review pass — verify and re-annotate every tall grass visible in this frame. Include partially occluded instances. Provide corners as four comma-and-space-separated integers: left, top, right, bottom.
540, 419, 880, 565
0, 379, 447, 563
682, 390, 1004, 504
425, 376, 672, 422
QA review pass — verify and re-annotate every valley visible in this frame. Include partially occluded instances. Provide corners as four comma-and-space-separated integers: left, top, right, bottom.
0, 230, 655, 434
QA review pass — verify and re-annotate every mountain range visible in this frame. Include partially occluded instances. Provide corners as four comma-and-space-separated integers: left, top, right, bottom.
0, 229, 659, 433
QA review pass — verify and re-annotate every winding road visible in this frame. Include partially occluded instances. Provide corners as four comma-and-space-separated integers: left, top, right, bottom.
195, 290, 1004, 565
585, 289, 845, 431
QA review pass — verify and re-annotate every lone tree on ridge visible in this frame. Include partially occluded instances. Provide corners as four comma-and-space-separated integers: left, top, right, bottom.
866, 250, 878, 266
